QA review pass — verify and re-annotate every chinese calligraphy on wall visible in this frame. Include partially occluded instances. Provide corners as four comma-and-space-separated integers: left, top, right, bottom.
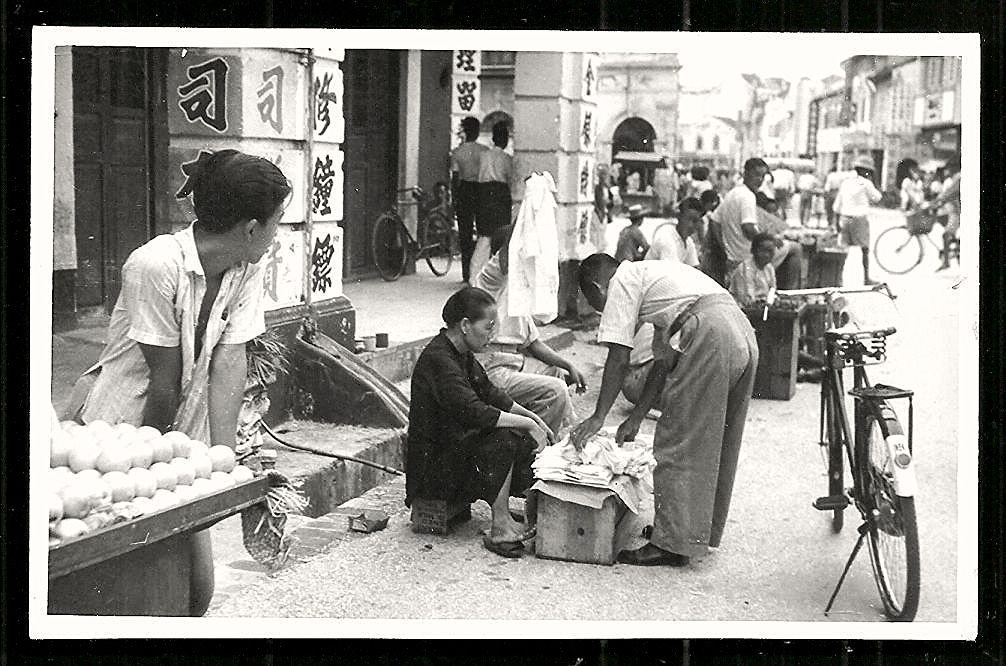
256, 65, 284, 133
177, 57, 229, 132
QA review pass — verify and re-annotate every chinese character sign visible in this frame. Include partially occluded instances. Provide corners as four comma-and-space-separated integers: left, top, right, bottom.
580, 109, 594, 151
452, 79, 480, 115
311, 149, 344, 221
582, 55, 597, 100
260, 224, 304, 310
310, 222, 343, 300
578, 156, 594, 201
177, 56, 230, 132
256, 65, 284, 133
453, 50, 480, 75
312, 59, 344, 144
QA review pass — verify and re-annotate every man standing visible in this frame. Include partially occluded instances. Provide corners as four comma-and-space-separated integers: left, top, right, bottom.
771, 163, 796, 222
823, 165, 848, 230
709, 157, 769, 284
571, 255, 758, 567
451, 117, 488, 284
646, 197, 701, 267
796, 169, 820, 227
833, 155, 882, 285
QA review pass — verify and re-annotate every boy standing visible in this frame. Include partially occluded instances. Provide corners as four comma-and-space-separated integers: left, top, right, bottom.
614, 204, 650, 262
451, 117, 488, 283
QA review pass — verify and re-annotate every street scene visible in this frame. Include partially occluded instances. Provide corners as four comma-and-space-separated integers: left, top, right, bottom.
38, 31, 973, 634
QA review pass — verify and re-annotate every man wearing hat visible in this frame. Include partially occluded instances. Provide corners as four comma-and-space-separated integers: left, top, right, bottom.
614, 204, 650, 262
833, 155, 883, 285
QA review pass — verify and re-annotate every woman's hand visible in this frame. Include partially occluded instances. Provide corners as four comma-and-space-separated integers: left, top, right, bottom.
615, 415, 642, 445
528, 413, 555, 446
569, 415, 604, 451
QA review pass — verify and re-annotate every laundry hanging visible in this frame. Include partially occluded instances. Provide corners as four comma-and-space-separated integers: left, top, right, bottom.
507, 171, 560, 321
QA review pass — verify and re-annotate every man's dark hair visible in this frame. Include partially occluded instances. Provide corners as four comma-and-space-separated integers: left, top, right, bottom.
491, 122, 509, 148
750, 232, 776, 253
176, 149, 291, 234
743, 157, 769, 176
578, 253, 619, 294
461, 116, 480, 141
442, 287, 495, 326
679, 197, 704, 215
690, 165, 710, 181
700, 189, 720, 207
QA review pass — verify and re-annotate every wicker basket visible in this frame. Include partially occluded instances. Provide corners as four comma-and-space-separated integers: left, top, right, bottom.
905, 209, 936, 235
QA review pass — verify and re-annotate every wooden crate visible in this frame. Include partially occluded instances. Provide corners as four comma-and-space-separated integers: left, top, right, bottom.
807, 247, 847, 289
410, 498, 472, 535
535, 490, 629, 566
745, 304, 804, 401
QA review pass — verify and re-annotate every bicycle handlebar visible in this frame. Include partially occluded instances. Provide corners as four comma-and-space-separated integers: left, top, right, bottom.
777, 283, 895, 300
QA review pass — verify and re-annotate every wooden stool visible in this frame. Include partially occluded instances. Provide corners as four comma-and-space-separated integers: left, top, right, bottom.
410, 498, 472, 535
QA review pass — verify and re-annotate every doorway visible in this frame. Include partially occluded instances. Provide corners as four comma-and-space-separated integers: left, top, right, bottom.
341, 50, 401, 278
72, 47, 157, 314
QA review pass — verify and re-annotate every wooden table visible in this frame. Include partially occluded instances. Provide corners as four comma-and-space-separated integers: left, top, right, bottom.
48, 477, 268, 616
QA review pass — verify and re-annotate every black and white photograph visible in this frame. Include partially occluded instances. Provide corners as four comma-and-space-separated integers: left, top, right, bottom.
29, 28, 979, 640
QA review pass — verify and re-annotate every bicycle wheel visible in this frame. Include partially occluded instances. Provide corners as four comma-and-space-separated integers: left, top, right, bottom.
873, 226, 923, 275
372, 212, 408, 282
857, 412, 920, 621
421, 212, 454, 277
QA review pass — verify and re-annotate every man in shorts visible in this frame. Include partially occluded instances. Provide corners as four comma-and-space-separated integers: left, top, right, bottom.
833, 155, 882, 285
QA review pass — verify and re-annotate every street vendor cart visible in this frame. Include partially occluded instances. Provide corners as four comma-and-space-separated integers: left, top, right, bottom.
48, 477, 269, 616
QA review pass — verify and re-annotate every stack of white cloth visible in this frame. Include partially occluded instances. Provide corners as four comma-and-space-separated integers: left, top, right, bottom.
532, 433, 656, 487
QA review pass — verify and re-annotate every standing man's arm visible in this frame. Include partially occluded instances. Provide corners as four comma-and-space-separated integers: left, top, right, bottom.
207, 343, 247, 450
569, 344, 631, 449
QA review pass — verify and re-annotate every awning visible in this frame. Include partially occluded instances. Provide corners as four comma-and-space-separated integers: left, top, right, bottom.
613, 151, 668, 167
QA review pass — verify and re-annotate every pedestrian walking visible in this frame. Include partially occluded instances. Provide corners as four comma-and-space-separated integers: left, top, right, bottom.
451, 117, 488, 284
471, 122, 514, 280
834, 155, 883, 285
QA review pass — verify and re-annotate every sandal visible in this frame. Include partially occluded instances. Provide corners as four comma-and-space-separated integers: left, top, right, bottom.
483, 535, 524, 558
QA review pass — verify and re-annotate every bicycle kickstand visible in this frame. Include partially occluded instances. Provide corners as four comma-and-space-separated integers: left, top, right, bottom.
823, 522, 871, 616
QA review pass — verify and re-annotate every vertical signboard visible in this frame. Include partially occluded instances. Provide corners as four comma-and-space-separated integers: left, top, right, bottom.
451, 50, 481, 149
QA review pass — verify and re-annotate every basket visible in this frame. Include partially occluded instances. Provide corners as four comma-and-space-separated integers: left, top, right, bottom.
905, 209, 936, 235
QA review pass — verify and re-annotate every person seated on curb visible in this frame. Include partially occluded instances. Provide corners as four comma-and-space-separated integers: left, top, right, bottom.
754, 191, 805, 290
406, 287, 553, 559
645, 196, 701, 267
571, 254, 758, 567
614, 204, 650, 262
472, 232, 588, 438
728, 232, 777, 308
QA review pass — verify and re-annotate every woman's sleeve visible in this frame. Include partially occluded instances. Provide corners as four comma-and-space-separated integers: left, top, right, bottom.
121, 246, 181, 347
428, 351, 510, 430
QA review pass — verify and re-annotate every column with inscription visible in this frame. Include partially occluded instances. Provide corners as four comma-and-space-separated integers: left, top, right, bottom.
513, 52, 601, 320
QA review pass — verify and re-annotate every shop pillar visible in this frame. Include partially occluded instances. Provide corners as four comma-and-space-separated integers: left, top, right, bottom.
513, 51, 602, 320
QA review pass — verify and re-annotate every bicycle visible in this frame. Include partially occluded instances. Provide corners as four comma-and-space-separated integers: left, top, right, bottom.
873, 205, 960, 275
371, 186, 456, 282
778, 284, 920, 621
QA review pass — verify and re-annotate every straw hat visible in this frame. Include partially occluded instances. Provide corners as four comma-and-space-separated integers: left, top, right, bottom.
853, 155, 876, 172
627, 204, 647, 220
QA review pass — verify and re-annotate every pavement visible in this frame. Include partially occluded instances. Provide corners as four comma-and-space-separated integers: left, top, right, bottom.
209, 207, 969, 623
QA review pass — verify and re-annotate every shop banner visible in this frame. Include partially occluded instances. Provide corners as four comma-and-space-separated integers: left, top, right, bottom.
312, 58, 345, 144
240, 50, 306, 141
310, 147, 344, 222
260, 224, 305, 311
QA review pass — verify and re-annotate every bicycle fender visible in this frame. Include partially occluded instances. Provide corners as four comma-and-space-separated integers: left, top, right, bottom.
885, 433, 917, 498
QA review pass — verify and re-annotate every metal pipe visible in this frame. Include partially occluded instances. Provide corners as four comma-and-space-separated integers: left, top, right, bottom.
261, 420, 405, 476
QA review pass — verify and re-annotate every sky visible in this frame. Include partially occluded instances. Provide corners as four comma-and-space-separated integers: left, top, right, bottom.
676, 46, 848, 90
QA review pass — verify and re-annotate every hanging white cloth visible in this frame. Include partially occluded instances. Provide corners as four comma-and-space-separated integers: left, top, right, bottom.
507, 171, 560, 321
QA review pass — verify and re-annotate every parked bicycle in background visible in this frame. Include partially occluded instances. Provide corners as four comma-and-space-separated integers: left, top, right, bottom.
372, 185, 457, 282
